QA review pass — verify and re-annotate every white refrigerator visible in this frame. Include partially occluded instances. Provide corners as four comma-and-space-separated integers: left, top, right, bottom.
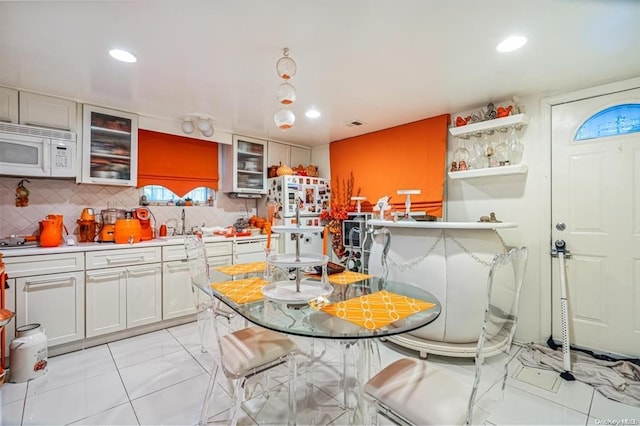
266, 175, 330, 255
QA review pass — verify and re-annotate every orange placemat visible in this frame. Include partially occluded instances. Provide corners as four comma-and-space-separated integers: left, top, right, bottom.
306, 271, 373, 285
211, 277, 268, 304
215, 262, 266, 276
320, 290, 436, 330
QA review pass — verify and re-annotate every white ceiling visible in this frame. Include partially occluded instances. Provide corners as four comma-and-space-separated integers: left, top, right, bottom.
1, 0, 639, 147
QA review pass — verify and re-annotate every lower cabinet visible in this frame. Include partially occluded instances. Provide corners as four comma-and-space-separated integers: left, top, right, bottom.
85, 247, 162, 338
15, 271, 85, 346
86, 262, 162, 338
4, 252, 85, 349
163, 241, 233, 317
162, 259, 197, 320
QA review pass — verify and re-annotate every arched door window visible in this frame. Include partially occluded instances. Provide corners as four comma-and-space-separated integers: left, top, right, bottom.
574, 103, 640, 141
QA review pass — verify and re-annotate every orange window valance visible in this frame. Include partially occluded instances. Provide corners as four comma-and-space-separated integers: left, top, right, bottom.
137, 129, 219, 197
330, 114, 449, 217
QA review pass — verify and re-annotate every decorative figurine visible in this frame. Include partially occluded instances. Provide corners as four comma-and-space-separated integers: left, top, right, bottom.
458, 160, 468, 171
450, 161, 458, 172
497, 105, 513, 118
486, 103, 497, 120
15, 179, 30, 207
455, 116, 468, 127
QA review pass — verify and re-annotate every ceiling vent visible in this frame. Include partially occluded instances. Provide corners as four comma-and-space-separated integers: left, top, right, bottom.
344, 119, 366, 127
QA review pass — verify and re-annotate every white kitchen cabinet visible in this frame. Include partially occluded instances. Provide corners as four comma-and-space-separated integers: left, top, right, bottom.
81, 104, 138, 186
162, 241, 233, 320
4, 252, 85, 347
234, 239, 268, 263
19, 92, 77, 131
267, 141, 290, 167
290, 145, 311, 168
16, 272, 85, 347
85, 247, 161, 337
162, 259, 197, 320
126, 263, 162, 328
85, 267, 127, 337
162, 244, 197, 320
221, 135, 267, 196
0, 86, 19, 123
267, 141, 311, 168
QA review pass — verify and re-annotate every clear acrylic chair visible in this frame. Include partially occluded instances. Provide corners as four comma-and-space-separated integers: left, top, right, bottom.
185, 236, 298, 426
363, 246, 528, 425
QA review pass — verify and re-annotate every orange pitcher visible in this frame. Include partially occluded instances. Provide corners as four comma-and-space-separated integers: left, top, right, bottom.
39, 219, 62, 247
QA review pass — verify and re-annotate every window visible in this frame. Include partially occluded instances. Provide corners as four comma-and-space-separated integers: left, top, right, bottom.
140, 185, 215, 206
575, 103, 640, 141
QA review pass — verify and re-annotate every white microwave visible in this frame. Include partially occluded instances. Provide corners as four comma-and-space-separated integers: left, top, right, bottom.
0, 123, 77, 178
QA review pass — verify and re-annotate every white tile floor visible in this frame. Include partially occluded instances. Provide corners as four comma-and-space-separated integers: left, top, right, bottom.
1, 320, 639, 425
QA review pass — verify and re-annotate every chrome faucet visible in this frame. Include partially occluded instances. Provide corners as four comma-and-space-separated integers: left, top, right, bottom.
180, 208, 186, 236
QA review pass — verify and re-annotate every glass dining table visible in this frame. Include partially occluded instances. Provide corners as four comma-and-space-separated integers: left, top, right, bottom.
210, 273, 442, 420
211, 275, 441, 340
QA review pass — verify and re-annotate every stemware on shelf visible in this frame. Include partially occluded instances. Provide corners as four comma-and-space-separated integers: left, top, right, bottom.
453, 137, 470, 171
494, 128, 510, 166
507, 126, 524, 165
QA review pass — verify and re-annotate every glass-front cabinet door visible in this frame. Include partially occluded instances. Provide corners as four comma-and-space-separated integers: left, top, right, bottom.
221, 135, 267, 195
81, 105, 138, 186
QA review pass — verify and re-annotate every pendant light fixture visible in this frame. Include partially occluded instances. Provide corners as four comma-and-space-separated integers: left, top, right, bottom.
181, 114, 214, 137
274, 47, 296, 130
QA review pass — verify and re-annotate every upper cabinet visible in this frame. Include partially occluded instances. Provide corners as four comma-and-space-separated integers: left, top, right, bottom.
267, 141, 289, 167
290, 145, 311, 168
0, 87, 77, 131
267, 140, 311, 168
0, 86, 19, 123
19, 92, 77, 131
221, 135, 267, 196
81, 104, 138, 186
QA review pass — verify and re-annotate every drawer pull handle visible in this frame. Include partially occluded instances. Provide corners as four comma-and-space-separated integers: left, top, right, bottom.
87, 271, 124, 279
107, 256, 145, 264
167, 263, 189, 270
26, 276, 75, 285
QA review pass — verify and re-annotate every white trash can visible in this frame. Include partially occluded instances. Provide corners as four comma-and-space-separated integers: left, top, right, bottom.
9, 323, 48, 383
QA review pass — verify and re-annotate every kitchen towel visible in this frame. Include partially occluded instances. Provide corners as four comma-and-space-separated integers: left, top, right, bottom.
321, 290, 435, 330
215, 262, 266, 276
212, 277, 268, 304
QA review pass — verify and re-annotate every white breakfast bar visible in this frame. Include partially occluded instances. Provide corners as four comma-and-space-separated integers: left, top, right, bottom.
367, 219, 518, 358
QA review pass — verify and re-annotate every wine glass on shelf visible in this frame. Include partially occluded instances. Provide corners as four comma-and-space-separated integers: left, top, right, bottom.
473, 133, 489, 169
453, 137, 470, 171
507, 126, 524, 165
495, 128, 510, 166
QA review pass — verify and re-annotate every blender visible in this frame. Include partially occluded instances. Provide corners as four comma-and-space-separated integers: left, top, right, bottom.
98, 208, 125, 242
77, 208, 97, 243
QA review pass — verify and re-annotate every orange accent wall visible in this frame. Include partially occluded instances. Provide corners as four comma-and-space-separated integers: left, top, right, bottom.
330, 114, 450, 217
138, 130, 219, 197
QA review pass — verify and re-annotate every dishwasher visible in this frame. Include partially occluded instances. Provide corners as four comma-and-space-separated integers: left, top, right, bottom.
233, 239, 268, 264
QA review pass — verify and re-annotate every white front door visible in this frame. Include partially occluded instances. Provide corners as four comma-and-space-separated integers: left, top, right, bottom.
551, 87, 640, 357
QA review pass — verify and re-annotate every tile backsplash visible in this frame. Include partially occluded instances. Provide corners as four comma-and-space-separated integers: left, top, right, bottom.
0, 177, 259, 238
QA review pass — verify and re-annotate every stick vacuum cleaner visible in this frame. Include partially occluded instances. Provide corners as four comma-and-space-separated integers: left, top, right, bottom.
551, 239, 576, 381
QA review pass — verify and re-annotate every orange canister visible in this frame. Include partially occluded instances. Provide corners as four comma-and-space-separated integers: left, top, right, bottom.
114, 219, 142, 244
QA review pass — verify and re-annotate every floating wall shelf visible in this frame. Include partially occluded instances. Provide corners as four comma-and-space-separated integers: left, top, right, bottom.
448, 164, 528, 180
449, 113, 529, 138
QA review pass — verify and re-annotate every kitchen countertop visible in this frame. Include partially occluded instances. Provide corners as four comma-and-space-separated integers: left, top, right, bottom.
0, 234, 275, 257
367, 219, 518, 229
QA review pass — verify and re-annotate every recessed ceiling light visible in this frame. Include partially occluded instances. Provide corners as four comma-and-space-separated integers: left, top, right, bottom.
305, 109, 321, 119
109, 48, 137, 63
496, 35, 527, 53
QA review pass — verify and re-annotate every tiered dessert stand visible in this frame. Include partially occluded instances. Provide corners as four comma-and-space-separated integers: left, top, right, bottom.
262, 203, 332, 305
